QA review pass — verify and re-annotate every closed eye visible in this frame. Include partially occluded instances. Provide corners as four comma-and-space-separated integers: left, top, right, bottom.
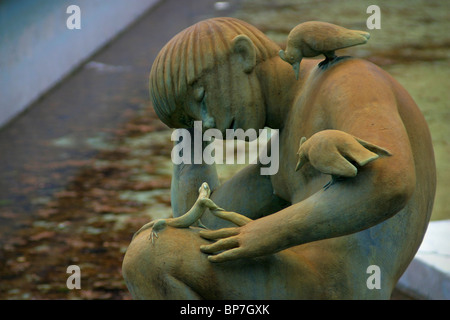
200, 94, 208, 118
194, 86, 205, 102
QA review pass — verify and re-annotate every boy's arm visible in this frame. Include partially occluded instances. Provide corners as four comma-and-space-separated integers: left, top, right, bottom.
171, 128, 288, 228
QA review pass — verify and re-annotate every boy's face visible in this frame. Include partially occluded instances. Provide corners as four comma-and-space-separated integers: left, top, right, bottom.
182, 60, 266, 139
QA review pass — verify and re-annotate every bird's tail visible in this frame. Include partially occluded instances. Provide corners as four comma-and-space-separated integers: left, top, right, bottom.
339, 29, 370, 48
354, 30, 370, 43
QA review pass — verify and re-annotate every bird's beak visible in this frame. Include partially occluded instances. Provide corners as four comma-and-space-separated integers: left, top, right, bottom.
295, 159, 302, 171
292, 61, 300, 80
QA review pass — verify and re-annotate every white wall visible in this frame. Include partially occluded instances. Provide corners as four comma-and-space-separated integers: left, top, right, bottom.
0, 0, 160, 128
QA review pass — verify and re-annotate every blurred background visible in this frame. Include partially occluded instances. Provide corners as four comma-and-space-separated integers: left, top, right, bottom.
0, 0, 448, 299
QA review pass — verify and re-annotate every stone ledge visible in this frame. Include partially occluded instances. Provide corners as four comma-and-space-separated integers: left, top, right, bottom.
0, 0, 161, 128
397, 219, 450, 299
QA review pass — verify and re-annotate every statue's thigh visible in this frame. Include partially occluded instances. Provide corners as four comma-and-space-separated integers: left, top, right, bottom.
122, 227, 327, 299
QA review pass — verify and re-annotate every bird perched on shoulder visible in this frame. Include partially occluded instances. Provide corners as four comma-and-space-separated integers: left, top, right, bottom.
279, 21, 370, 79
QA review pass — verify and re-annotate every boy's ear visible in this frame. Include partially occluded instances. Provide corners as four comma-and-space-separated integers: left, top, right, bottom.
231, 35, 256, 73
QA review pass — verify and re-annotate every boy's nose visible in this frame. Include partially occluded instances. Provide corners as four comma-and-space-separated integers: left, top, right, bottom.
202, 115, 216, 130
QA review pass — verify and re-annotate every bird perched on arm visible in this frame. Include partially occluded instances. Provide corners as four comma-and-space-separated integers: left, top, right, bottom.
279, 21, 370, 79
295, 130, 392, 190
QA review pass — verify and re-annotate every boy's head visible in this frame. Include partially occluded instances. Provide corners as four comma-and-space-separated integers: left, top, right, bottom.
149, 17, 280, 132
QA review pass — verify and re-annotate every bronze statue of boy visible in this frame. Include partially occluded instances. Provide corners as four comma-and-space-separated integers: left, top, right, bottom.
122, 17, 436, 299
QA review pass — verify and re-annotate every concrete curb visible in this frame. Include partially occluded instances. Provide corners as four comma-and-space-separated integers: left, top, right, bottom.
0, 0, 161, 128
397, 219, 450, 299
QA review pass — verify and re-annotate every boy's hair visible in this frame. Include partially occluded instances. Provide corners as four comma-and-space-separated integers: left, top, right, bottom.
149, 17, 280, 128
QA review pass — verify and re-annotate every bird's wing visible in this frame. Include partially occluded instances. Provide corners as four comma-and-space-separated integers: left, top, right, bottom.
329, 29, 370, 51
300, 22, 369, 52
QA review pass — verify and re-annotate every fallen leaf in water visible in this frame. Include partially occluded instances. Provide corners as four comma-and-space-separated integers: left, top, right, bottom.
92, 203, 138, 214
55, 191, 78, 198
36, 208, 59, 218
44, 160, 93, 170
64, 238, 96, 249
128, 179, 170, 191
6, 259, 31, 274
30, 231, 56, 242
0, 211, 17, 219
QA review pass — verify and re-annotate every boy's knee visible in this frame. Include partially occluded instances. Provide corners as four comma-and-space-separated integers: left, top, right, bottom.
122, 227, 208, 299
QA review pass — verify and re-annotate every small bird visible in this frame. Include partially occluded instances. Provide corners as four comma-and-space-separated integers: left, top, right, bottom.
279, 21, 370, 79
295, 130, 392, 190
